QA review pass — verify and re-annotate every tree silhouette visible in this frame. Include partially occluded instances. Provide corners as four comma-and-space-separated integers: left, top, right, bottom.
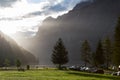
51, 38, 68, 69
4, 58, 10, 69
81, 40, 91, 66
94, 40, 105, 67
16, 59, 21, 69
103, 37, 112, 69
27, 65, 30, 70
113, 17, 120, 66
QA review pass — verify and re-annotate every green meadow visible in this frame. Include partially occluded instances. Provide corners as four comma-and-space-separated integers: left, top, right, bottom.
0, 70, 119, 80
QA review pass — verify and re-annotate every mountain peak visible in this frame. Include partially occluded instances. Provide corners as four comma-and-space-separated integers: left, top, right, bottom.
73, 0, 93, 10
43, 16, 55, 22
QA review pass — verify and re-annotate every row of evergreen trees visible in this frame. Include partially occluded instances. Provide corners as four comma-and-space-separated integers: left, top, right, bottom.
81, 38, 112, 68
81, 17, 120, 69
1, 59, 21, 69
51, 17, 120, 69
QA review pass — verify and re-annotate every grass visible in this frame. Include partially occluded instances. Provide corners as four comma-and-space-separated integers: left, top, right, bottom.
0, 69, 119, 80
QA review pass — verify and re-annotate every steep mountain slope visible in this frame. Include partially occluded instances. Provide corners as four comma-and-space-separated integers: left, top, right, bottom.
27, 0, 120, 65
0, 31, 37, 66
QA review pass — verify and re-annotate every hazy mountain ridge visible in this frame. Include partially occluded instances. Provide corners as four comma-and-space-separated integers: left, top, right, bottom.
25, 0, 120, 65
0, 31, 37, 66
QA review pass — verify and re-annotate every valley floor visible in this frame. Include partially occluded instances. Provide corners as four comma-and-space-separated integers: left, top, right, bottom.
0, 69, 119, 80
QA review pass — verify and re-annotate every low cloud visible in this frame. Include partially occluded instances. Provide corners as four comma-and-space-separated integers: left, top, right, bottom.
0, 0, 20, 7
14, 31, 36, 38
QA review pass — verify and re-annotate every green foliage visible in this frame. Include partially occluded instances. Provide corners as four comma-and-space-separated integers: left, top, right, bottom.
27, 65, 30, 70
16, 59, 21, 68
103, 37, 113, 68
113, 17, 120, 66
91, 52, 96, 67
51, 38, 68, 69
81, 40, 91, 66
94, 40, 105, 67
4, 59, 10, 70
4, 59, 10, 67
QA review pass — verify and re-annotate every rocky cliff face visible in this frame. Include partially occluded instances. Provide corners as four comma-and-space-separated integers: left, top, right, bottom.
27, 0, 120, 65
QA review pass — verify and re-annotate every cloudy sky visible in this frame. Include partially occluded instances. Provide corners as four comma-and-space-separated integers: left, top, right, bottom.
0, 0, 83, 38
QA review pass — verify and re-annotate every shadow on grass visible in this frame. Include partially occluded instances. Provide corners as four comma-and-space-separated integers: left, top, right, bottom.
67, 71, 120, 80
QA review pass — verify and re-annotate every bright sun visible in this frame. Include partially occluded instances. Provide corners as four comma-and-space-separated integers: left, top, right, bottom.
0, 26, 17, 35
0, 20, 21, 36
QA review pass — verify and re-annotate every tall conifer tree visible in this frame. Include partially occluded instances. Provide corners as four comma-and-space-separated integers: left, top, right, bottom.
113, 17, 120, 66
51, 38, 68, 69
94, 40, 105, 67
103, 37, 112, 68
81, 40, 91, 66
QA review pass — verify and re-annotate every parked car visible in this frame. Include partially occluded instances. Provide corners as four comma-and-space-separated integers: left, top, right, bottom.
88, 67, 97, 73
69, 66, 81, 71
118, 71, 120, 76
112, 71, 120, 76
93, 69, 104, 74
80, 66, 92, 72
61, 66, 67, 70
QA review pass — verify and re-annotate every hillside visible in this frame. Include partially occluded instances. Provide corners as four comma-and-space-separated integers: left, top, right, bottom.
0, 31, 37, 66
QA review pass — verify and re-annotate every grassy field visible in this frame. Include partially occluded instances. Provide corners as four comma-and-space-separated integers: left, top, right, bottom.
0, 69, 119, 80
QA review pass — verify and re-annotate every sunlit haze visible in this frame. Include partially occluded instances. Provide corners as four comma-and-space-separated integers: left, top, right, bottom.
0, 0, 82, 37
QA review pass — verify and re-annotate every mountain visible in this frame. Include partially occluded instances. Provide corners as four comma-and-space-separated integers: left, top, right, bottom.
25, 0, 120, 65
0, 31, 37, 66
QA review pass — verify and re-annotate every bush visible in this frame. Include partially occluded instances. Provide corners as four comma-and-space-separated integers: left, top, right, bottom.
94, 69, 104, 74
27, 65, 30, 70
18, 68, 25, 72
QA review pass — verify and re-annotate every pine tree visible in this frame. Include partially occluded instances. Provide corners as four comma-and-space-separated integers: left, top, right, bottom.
92, 52, 97, 67
51, 38, 68, 69
26, 65, 30, 70
94, 40, 105, 67
16, 59, 21, 69
103, 37, 112, 69
4, 58, 10, 69
81, 40, 91, 66
113, 17, 120, 66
